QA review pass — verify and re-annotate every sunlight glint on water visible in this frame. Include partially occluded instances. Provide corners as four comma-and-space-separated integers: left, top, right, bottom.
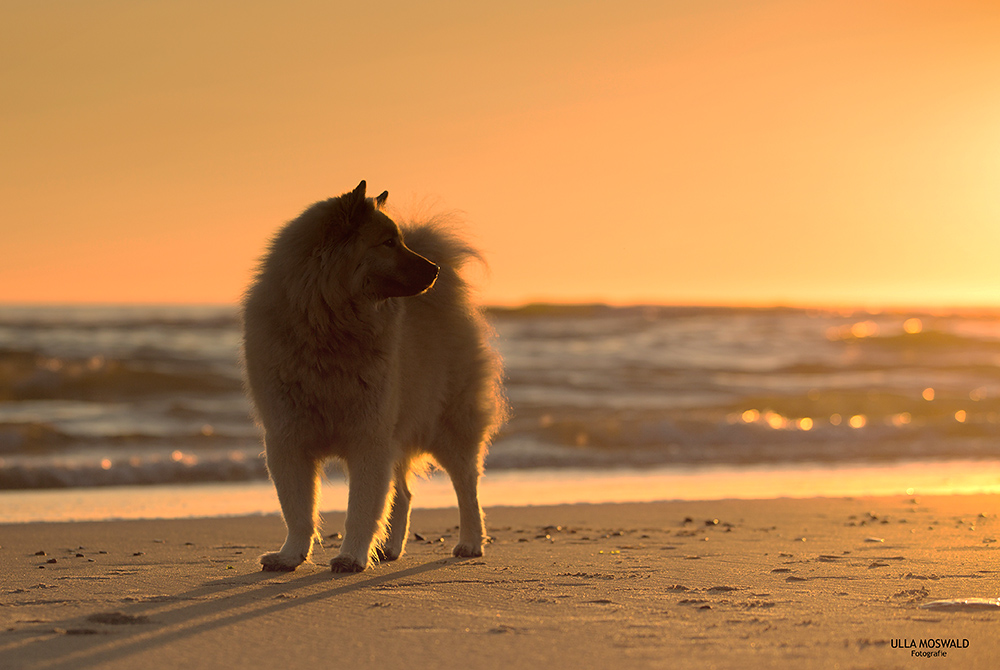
2, 304, 1000, 513
2, 460, 998, 523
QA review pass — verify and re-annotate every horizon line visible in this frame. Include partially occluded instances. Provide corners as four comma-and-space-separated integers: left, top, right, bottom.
2, 299, 1000, 315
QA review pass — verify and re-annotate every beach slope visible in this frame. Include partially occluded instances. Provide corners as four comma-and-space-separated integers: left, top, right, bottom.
2, 495, 998, 669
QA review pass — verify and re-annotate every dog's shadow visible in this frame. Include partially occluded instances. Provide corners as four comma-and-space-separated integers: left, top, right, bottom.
25, 557, 469, 670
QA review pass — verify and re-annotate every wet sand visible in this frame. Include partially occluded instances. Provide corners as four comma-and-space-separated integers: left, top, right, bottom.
1, 495, 998, 669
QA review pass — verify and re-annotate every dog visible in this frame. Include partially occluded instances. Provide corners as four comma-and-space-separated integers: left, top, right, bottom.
241, 181, 505, 572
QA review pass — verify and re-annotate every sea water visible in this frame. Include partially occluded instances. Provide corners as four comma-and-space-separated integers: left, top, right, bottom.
1, 304, 999, 521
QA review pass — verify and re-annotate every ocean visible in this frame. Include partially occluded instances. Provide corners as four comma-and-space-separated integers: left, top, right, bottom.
1, 304, 999, 521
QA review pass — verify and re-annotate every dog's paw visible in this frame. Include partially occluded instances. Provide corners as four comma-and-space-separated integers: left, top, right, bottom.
452, 542, 484, 558
260, 551, 305, 572
374, 546, 401, 562
330, 555, 367, 573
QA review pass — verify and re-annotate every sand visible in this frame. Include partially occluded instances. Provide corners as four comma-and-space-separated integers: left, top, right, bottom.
1, 495, 998, 669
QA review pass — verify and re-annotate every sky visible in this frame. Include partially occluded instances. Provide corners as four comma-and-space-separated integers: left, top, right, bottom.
2, 0, 999, 308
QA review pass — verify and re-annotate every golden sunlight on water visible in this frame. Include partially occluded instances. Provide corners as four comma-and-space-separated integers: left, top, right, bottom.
904, 318, 924, 334
2, 462, 999, 523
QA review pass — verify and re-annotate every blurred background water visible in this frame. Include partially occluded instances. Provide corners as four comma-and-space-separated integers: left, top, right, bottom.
1, 304, 999, 519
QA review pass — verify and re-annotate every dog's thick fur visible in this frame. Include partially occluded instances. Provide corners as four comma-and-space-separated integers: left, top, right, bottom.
241, 181, 505, 572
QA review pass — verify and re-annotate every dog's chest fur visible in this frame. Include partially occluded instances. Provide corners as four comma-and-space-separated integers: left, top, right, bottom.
276, 301, 405, 453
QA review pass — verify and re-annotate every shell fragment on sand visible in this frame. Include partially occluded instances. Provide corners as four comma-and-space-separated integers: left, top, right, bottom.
919, 598, 1000, 611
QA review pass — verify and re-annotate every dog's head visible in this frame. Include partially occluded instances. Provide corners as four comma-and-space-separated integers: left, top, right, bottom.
331, 180, 439, 300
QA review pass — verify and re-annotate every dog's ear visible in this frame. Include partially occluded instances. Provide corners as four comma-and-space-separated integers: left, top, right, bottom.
346, 180, 367, 222
375, 190, 388, 210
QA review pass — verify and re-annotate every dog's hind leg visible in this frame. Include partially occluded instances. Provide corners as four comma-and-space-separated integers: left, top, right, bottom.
261, 441, 321, 572
439, 450, 486, 558
377, 461, 412, 561
332, 453, 394, 573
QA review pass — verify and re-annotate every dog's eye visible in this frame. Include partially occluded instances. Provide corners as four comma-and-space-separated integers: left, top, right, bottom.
382, 238, 397, 248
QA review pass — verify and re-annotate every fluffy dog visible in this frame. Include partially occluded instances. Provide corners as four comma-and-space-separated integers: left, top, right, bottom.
241, 181, 505, 572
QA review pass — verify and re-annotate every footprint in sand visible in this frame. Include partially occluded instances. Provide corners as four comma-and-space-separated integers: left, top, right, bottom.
86, 612, 151, 625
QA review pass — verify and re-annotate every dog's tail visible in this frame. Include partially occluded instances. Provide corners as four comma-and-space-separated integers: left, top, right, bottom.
399, 215, 484, 273
399, 215, 509, 445
398, 214, 487, 312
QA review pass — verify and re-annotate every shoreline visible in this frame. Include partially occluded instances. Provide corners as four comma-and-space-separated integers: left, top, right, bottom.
2, 495, 998, 669
2, 458, 1000, 524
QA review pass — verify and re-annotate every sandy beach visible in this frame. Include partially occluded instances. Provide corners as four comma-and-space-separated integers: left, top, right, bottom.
2, 495, 998, 669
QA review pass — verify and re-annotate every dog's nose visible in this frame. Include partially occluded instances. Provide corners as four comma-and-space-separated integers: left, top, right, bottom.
420, 260, 440, 292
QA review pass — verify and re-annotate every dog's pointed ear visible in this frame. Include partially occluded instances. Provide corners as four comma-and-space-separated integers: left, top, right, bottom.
346, 180, 368, 222
375, 190, 388, 210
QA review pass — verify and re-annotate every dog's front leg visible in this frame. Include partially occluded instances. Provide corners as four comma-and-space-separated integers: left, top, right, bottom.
332, 453, 394, 572
261, 440, 321, 571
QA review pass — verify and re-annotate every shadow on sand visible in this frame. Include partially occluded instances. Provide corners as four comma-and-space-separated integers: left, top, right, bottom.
13, 557, 467, 670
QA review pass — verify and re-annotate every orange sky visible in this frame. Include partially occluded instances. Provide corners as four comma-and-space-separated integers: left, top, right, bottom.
2, 0, 999, 307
